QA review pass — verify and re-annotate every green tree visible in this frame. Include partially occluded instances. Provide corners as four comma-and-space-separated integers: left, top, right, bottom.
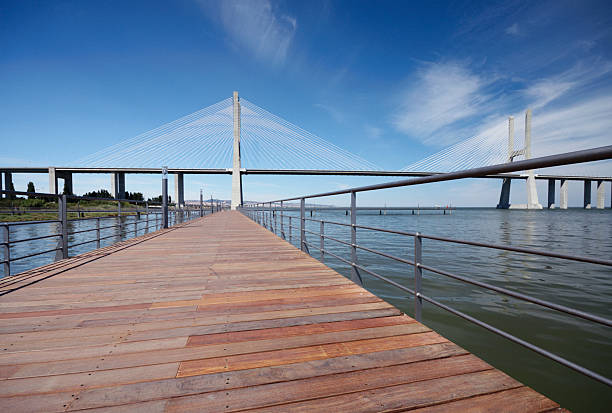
27, 181, 36, 199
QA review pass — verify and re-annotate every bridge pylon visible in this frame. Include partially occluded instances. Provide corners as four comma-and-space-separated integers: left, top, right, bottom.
231, 91, 243, 210
497, 109, 542, 209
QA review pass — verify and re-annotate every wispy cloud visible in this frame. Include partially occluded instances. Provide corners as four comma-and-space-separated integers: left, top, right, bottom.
364, 125, 383, 140
313, 103, 344, 123
200, 0, 297, 65
505, 23, 520, 36
392, 61, 498, 145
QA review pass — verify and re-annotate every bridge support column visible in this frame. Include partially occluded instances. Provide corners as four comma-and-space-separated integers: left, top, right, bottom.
174, 173, 184, 209
4, 172, 14, 199
524, 110, 542, 209
596, 180, 605, 209
111, 172, 125, 199
584, 180, 591, 209
547, 179, 555, 209
0, 172, 3, 198
560, 179, 568, 209
61, 172, 73, 195
49, 167, 58, 194
231, 91, 243, 210
496, 178, 511, 209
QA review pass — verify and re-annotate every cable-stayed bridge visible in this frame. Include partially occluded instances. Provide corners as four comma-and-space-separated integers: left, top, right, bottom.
1, 92, 611, 209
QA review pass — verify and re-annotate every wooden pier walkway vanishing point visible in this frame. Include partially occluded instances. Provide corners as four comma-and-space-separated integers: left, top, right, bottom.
0, 211, 566, 412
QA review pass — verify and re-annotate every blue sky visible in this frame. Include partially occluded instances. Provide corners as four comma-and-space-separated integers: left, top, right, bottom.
1, 0, 611, 206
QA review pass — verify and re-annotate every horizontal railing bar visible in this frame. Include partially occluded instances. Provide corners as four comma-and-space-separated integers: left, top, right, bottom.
268, 146, 612, 202
0, 219, 61, 226
420, 234, 612, 267
10, 247, 62, 262
355, 224, 417, 237
6, 233, 61, 244
305, 243, 352, 267
418, 292, 612, 387
67, 228, 98, 235
69, 239, 99, 248
419, 263, 612, 327
353, 262, 416, 295
354, 244, 416, 266
304, 217, 352, 227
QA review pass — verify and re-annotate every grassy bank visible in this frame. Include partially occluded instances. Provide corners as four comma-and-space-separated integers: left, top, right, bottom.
0, 198, 148, 222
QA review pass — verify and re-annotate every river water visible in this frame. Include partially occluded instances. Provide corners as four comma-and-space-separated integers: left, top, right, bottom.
275, 208, 611, 412
1, 208, 610, 411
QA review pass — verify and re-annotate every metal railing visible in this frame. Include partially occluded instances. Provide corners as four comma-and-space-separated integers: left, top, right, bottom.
240, 145, 612, 387
0, 189, 220, 277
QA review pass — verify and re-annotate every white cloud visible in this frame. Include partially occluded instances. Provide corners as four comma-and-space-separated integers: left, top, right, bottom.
364, 125, 383, 140
313, 103, 344, 123
393, 62, 495, 145
202, 0, 297, 65
505, 23, 520, 36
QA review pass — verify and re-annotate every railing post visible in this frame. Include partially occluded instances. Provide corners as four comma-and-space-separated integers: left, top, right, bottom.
117, 199, 121, 217
300, 197, 306, 252
134, 215, 138, 237
289, 216, 292, 243
414, 232, 423, 322
60, 194, 68, 259
350, 191, 362, 285
162, 166, 168, 228
200, 190, 203, 217
320, 220, 324, 262
273, 203, 277, 235
145, 206, 149, 233
1, 224, 9, 277
96, 217, 101, 249
280, 201, 285, 239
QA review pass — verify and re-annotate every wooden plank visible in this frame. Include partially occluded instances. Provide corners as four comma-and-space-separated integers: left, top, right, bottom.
165, 355, 496, 412
408, 386, 560, 412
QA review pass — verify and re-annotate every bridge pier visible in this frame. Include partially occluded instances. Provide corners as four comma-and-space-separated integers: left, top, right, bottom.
111, 172, 125, 199
560, 179, 568, 209
49, 168, 74, 195
3, 172, 13, 199
547, 179, 556, 209
596, 180, 605, 209
174, 173, 184, 208
496, 178, 511, 209
584, 180, 592, 209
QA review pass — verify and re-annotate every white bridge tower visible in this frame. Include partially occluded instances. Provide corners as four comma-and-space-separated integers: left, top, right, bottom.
497, 109, 542, 209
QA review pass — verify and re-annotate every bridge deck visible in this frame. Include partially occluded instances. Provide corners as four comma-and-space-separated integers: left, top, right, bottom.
0, 211, 564, 412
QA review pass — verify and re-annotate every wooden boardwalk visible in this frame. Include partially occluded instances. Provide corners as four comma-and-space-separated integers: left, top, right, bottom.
0, 211, 564, 412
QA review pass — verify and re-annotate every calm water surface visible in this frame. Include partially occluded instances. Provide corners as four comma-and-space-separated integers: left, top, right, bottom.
276, 208, 611, 412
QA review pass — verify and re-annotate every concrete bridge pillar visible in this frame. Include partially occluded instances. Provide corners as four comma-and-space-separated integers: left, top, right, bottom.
0, 172, 3, 198
524, 110, 542, 209
547, 179, 555, 209
49, 167, 58, 194
560, 179, 568, 209
111, 172, 126, 199
496, 178, 511, 209
231, 91, 243, 210
4, 172, 14, 199
596, 180, 605, 209
584, 180, 591, 209
62, 173, 73, 195
174, 173, 184, 208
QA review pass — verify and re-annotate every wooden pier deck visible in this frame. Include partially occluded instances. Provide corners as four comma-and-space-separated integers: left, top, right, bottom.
0, 211, 564, 412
